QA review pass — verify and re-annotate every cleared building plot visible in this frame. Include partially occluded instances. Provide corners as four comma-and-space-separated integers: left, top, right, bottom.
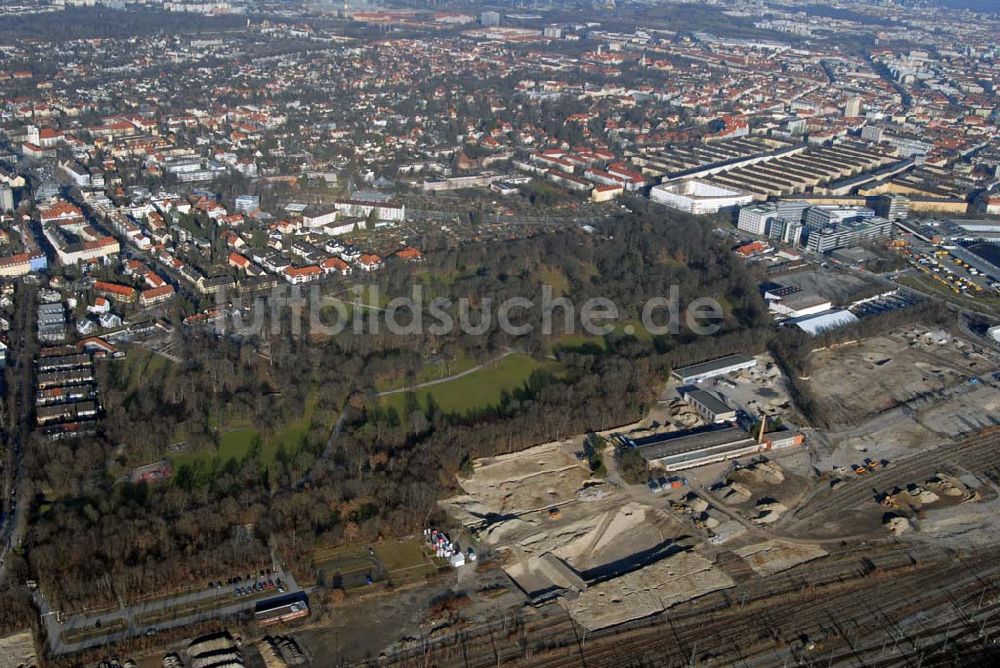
732, 541, 827, 577
766, 269, 879, 304
805, 328, 1000, 427
914, 384, 1000, 436
0, 630, 38, 668
441, 441, 593, 527
713, 459, 813, 517
559, 550, 735, 630
499, 503, 683, 598
705, 354, 801, 424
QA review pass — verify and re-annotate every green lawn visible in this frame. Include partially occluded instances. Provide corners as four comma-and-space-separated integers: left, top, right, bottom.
170, 395, 322, 472
373, 536, 428, 571
310, 537, 438, 588
121, 346, 171, 391
220, 428, 258, 457
169, 427, 258, 471
539, 265, 570, 297
312, 544, 376, 581
375, 352, 479, 392
416, 268, 461, 287
612, 319, 655, 340
549, 332, 606, 354
381, 353, 556, 416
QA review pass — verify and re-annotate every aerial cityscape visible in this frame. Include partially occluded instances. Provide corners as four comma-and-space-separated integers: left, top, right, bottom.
0, 0, 999, 665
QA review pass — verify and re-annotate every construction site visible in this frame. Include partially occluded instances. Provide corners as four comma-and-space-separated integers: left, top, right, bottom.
383, 325, 1000, 667
805, 326, 1000, 429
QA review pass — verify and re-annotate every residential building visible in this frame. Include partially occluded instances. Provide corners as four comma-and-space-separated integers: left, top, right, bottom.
139, 285, 175, 307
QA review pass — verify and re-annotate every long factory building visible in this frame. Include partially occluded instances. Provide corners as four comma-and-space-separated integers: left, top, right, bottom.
671, 354, 758, 384
642, 138, 899, 206
631, 137, 803, 181
702, 143, 897, 201
621, 425, 804, 472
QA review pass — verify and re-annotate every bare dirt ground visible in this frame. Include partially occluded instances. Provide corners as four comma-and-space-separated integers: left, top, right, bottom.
297, 582, 447, 662
731, 540, 827, 577
915, 383, 1000, 434
499, 502, 684, 596
559, 549, 735, 631
709, 459, 815, 529
773, 426, 1000, 541
441, 441, 593, 526
404, 322, 1000, 662
805, 327, 1000, 428
0, 630, 37, 668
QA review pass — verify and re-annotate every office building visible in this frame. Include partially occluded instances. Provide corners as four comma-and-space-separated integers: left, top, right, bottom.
738, 200, 810, 236
804, 216, 892, 253
480, 10, 500, 27
737, 204, 775, 236
875, 194, 910, 221
775, 200, 810, 222
803, 205, 875, 230
769, 218, 803, 246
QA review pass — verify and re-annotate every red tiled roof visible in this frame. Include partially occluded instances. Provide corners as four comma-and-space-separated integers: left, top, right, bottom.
92, 280, 135, 298
140, 285, 175, 302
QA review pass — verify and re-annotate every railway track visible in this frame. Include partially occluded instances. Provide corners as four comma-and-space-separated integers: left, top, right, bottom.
381, 542, 985, 667
777, 430, 1000, 538
497, 547, 1000, 668
380, 432, 1000, 667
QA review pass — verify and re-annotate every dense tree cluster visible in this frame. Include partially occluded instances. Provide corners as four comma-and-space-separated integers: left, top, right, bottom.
22, 207, 780, 609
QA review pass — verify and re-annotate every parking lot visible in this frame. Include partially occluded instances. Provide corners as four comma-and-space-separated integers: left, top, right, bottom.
36, 567, 302, 656
849, 292, 920, 319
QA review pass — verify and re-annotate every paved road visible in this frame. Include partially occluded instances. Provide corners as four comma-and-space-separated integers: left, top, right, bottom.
36, 569, 303, 656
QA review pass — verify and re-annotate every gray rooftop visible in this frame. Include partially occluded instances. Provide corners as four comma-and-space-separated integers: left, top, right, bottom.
672, 354, 756, 380
631, 426, 753, 462
684, 389, 735, 416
